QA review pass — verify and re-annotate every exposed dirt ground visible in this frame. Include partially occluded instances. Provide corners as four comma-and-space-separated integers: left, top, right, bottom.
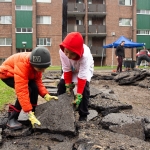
93, 70, 150, 118
1, 70, 150, 150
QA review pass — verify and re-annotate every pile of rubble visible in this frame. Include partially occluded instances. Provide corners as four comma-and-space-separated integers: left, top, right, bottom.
0, 70, 150, 149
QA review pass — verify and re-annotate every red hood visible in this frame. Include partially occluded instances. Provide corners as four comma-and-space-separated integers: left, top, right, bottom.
60, 32, 84, 59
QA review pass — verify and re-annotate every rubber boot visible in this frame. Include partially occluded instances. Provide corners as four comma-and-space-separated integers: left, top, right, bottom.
7, 105, 22, 130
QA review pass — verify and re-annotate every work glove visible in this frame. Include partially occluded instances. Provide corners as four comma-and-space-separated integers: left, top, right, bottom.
72, 94, 82, 109
44, 94, 58, 101
28, 111, 41, 128
65, 83, 75, 96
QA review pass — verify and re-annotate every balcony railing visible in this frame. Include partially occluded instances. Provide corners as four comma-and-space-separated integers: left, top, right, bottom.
68, 3, 85, 12
88, 4, 106, 12
67, 24, 85, 33
90, 46, 106, 57
88, 25, 106, 33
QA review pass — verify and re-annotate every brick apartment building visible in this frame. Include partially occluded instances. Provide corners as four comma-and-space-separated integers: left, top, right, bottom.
67, 0, 138, 66
0, 0, 150, 66
67, 0, 150, 67
0, 0, 62, 66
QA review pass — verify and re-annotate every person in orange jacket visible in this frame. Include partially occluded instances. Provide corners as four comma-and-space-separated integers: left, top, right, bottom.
0, 47, 58, 130
57, 32, 94, 121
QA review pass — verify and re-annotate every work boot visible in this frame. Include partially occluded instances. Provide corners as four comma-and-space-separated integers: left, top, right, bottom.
7, 105, 22, 130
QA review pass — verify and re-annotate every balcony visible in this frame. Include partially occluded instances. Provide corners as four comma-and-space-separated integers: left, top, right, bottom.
67, 24, 85, 35
90, 46, 106, 57
67, 3, 85, 17
88, 4, 106, 17
88, 25, 106, 37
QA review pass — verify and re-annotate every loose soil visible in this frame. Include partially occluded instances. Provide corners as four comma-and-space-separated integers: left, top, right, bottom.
93, 71, 150, 118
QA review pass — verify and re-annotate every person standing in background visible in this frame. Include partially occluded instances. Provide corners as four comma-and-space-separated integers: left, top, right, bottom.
115, 41, 125, 72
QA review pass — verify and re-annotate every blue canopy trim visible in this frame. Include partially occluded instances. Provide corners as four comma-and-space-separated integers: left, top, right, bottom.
103, 36, 144, 48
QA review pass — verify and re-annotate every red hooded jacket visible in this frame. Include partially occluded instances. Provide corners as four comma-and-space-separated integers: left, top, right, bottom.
59, 32, 87, 94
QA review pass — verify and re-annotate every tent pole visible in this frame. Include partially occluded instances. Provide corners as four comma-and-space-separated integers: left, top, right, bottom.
111, 46, 114, 68
101, 48, 104, 66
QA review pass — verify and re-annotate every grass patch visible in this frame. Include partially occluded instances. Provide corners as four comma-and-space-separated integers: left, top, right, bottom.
0, 80, 15, 110
47, 65, 134, 71
47, 66, 116, 71
47, 66, 61, 71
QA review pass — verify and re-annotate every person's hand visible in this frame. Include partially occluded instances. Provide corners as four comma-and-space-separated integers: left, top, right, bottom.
44, 94, 58, 101
65, 83, 75, 96
116, 56, 118, 59
72, 94, 82, 109
28, 111, 41, 128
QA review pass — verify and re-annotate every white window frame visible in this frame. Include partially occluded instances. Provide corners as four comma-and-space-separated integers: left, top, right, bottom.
137, 10, 150, 15
76, 19, 83, 25
137, 30, 150, 35
0, 16, 12, 24
119, 0, 132, 6
88, 19, 92, 25
37, 38, 51, 46
15, 5, 32, 11
88, 0, 92, 4
119, 18, 132, 26
36, 0, 51, 3
0, 0, 11, 2
16, 28, 33, 33
76, 0, 83, 3
0, 38, 12, 46
37, 16, 51, 24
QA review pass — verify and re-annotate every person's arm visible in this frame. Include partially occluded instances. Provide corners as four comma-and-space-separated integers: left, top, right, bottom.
115, 46, 119, 58
14, 62, 32, 112
123, 47, 125, 58
77, 56, 89, 95
35, 72, 49, 97
136, 52, 139, 57
147, 51, 150, 57
59, 49, 72, 84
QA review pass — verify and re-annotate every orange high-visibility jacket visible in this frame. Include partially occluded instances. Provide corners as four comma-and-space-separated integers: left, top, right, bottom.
0, 52, 49, 112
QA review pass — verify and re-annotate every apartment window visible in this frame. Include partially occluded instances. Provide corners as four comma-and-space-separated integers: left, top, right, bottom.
137, 10, 150, 15
0, 58, 6, 64
37, 16, 51, 24
16, 28, 32, 33
137, 30, 150, 35
119, 18, 132, 26
37, 38, 51, 46
0, 16, 12, 24
0, 0, 11, 2
76, 0, 83, 3
119, 0, 132, 6
88, 0, 92, 4
88, 19, 92, 25
36, 0, 51, 3
76, 20, 83, 25
0, 38, 12, 46
16, 5, 32, 11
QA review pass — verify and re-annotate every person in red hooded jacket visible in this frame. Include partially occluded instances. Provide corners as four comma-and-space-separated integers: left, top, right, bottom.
0, 47, 58, 130
57, 32, 94, 121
